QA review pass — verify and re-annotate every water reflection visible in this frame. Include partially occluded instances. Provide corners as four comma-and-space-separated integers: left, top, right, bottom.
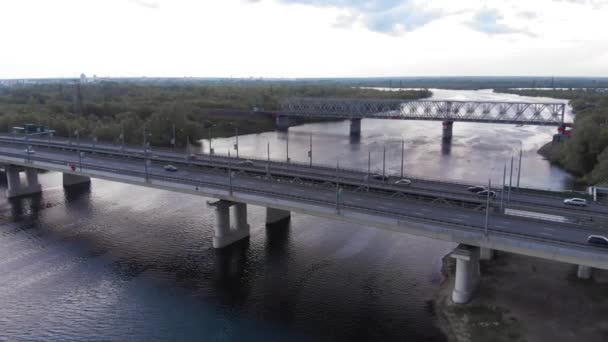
441, 140, 452, 156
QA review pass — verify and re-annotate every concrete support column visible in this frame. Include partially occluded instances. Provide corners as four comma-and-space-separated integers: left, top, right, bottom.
350, 118, 361, 136
577, 265, 593, 280
5, 165, 21, 197
442, 121, 454, 140
266, 207, 291, 226
208, 200, 250, 249
233, 202, 250, 232
6, 166, 42, 198
63, 173, 91, 187
480, 248, 494, 261
451, 244, 480, 304
275, 115, 290, 130
25, 168, 40, 189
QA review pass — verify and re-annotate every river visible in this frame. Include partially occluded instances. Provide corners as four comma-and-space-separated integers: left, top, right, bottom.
0, 89, 575, 341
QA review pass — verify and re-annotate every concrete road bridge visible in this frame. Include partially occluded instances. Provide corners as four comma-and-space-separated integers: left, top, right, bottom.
276, 98, 568, 138
0, 135, 605, 304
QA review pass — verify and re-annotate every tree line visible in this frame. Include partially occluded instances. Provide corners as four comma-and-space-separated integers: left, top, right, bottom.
0, 82, 431, 148
500, 89, 608, 185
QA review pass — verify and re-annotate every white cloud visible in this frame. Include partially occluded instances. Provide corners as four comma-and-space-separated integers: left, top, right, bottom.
0, 0, 607, 78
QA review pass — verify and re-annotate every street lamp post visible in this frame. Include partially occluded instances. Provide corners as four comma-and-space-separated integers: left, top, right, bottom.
382, 145, 386, 183
208, 124, 214, 155
267, 141, 270, 176
367, 150, 371, 191
485, 178, 491, 236
286, 133, 290, 163
172, 123, 176, 151
400, 139, 405, 178
120, 123, 125, 152
234, 126, 239, 159
508, 154, 514, 203
308, 133, 313, 167
501, 163, 506, 211
228, 151, 233, 195
516, 141, 523, 189
336, 160, 340, 212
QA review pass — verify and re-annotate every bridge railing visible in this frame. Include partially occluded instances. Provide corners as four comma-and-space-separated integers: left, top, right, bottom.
0, 133, 593, 202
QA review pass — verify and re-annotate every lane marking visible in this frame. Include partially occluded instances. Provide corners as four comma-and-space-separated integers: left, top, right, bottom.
495, 225, 509, 229
540, 232, 553, 237
451, 218, 465, 223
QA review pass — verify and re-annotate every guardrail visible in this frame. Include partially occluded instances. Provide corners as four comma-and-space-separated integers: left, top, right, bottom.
1, 149, 606, 254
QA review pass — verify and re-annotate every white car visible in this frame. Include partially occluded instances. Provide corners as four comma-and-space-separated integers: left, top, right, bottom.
24, 147, 35, 154
164, 164, 178, 172
563, 198, 587, 207
394, 179, 412, 186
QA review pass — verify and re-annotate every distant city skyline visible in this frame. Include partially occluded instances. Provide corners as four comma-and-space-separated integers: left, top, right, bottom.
2, 0, 608, 78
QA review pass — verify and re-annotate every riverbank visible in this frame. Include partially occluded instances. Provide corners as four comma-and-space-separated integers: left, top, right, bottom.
537, 140, 562, 163
434, 251, 608, 342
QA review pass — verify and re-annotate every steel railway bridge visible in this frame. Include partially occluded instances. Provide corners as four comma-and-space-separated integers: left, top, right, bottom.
275, 98, 569, 138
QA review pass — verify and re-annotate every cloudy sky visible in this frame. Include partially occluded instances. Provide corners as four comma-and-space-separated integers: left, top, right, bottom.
2, 0, 607, 78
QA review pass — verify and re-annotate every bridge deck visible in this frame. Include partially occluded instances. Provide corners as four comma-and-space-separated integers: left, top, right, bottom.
0, 139, 607, 269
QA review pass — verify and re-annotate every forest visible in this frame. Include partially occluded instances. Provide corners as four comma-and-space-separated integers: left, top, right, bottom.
0, 82, 430, 147
501, 89, 608, 185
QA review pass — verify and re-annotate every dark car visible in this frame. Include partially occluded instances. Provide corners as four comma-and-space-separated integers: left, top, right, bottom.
587, 235, 608, 247
372, 174, 389, 181
467, 186, 485, 193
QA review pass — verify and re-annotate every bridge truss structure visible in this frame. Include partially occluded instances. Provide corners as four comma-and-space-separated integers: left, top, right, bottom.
279, 98, 567, 126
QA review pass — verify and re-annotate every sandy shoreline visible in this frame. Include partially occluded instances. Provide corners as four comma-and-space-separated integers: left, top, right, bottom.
433, 251, 608, 342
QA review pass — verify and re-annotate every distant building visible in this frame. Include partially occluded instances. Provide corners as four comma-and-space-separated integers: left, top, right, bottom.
80, 73, 87, 83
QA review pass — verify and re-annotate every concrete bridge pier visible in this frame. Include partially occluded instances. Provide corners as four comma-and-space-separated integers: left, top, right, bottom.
480, 248, 494, 260
63, 173, 91, 187
451, 244, 480, 304
350, 118, 361, 136
266, 207, 291, 226
442, 121, 454, 140
577, 265, 593, 279
276, 115, 290, 131
208, 200, 250, 248
5, 165, 42, 198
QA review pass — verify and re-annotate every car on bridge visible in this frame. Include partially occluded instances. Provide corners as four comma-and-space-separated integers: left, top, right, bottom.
467, 186, 486, 193
164, 164, 178, 172
587, 235, 608, 247
564, 198, 587, 207
476, 190, 497, 198
237, 160, 255, 167
24, 147, 35, 154
394, 179, 412, 186
372, 174, 389, 181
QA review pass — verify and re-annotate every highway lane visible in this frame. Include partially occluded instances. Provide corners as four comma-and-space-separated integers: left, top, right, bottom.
0, 143, 605, 249
2, 134, 606, 219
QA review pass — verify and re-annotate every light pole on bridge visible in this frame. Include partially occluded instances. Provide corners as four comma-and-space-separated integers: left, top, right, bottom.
485, 178, 491, 236
382, 145, 386, 183
400, 138, 405, 179
308, 133, 313, 167
367, 150, 371, 191
508, 154, 514, 204
286, 133, 290, 163
501, 163, 506, 211
516, 141, 523, 189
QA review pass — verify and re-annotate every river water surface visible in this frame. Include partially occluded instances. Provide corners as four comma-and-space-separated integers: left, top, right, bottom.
0, 89, 575, 341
